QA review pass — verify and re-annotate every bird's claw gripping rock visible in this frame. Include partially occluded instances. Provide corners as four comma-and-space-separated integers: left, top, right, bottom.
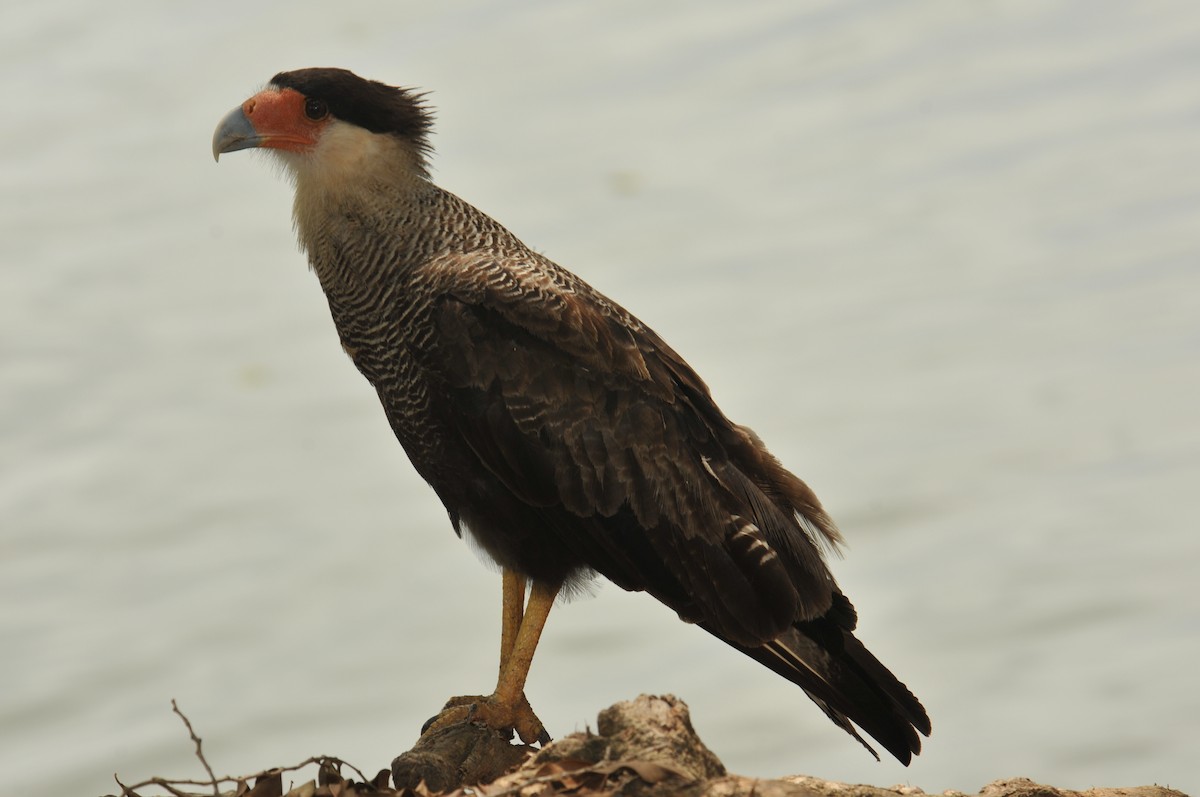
422, 692, 551, 747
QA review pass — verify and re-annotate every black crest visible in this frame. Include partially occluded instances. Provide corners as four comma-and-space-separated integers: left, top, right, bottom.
271, 68, 433, 152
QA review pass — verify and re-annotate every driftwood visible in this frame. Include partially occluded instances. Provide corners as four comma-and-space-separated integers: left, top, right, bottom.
110, 694, 1190, 797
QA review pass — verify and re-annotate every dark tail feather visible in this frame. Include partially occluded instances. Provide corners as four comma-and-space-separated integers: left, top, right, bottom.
708, 620, 931, 765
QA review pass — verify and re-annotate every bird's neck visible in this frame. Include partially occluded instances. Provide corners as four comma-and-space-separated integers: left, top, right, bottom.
293, 168, 442, 294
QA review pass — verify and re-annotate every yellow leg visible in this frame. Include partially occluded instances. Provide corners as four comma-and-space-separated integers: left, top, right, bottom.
499, 568, 525, 668
494, 578, 558, 708
424, 572, 560, 745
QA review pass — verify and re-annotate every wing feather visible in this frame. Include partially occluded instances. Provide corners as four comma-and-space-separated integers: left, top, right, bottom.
424, 272, 834, 645
410, 256, 927, 762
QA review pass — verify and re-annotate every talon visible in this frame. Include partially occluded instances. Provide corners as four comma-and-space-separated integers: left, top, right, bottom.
420, 696, 480, 739
418, 691, 548, 745
420, 713, 438, 735
505, 692, 549, 746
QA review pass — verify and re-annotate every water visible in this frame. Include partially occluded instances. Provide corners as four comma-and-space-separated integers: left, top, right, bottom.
2, 2, 1197, 795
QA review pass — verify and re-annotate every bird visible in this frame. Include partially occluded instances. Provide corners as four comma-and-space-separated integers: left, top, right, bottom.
212, 67, 931, 764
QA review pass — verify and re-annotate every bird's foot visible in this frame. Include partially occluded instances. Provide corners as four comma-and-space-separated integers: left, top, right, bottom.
421, 692, 551, 746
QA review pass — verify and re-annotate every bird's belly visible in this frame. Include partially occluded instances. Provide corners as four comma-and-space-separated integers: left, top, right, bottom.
440, 471, 593, 586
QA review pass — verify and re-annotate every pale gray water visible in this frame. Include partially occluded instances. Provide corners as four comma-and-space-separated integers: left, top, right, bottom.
2, 2, 1198, 795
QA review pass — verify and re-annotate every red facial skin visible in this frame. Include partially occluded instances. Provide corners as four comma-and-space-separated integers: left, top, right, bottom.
238, 87, 329, 154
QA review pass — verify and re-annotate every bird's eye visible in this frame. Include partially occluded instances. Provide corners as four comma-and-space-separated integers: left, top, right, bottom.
304, 98, 328, 121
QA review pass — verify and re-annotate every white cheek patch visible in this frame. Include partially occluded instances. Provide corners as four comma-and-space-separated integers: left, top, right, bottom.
274, 120, 384, 188
311, 122, 385, 180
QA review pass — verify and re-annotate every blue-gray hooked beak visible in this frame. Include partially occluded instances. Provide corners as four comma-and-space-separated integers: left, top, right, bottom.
213, 88, 323, 162
212, 105, 260, 162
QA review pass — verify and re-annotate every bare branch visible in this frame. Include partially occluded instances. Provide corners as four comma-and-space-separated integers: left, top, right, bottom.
171, 700, 220, 797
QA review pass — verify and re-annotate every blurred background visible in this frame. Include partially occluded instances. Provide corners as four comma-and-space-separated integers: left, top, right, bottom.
2, 2, 1197, 795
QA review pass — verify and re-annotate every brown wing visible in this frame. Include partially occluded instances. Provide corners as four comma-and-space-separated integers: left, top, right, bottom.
423, 263, 840, 646
419, 259, 929, 763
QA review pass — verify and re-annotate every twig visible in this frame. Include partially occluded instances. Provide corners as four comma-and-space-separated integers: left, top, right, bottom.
171, 700, 219, 797
113, 754, 370, 797
112, 702, 373, 797
321, 756, 370, 784
113, 773, 201, 797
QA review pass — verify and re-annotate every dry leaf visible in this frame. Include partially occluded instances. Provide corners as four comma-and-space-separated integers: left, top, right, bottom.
283, 781, 317, 797
246, 772, 284, 797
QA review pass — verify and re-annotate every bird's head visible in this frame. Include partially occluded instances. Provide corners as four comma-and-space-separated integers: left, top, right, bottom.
212, 68, 434, 183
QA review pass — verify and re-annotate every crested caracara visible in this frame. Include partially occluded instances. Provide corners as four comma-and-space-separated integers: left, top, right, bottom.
213, 68, 930, 763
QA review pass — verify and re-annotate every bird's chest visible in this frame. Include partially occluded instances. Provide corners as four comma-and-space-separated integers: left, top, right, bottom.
301, 212, 506, 503
319, 276, 461, 478
306, 219, 424, 382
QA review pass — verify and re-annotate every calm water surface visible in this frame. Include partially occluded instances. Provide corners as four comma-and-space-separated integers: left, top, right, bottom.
2, 3, 1197, 795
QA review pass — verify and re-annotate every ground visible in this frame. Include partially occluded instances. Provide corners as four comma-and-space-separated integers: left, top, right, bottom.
109, 695, 1189, 797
